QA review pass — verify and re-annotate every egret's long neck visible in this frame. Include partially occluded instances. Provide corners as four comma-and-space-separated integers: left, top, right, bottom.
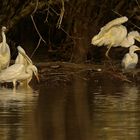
121, 34, 135, 47
2, 31, 6, 44
129, 49, 135, 57
127, 35, 134, 46
15, 53, 22, 64
1, 31, 7, 54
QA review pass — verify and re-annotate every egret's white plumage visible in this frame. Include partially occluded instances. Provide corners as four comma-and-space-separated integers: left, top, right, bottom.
0, 26, 10, 70
0, 64, 38, 88
15, 46, 38, 86
0, 46, 39, 88
15, 46, 31, 67
15, 46, 27, 65
19, 64, 39, 85
91, 16, 140, 57
122, 45, 140, 70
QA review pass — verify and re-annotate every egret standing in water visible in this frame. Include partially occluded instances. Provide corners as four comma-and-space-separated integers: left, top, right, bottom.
0, 26, 10, 70
122, 45, 140, 70
91, 16, 140, 58
0, 46, 39, 89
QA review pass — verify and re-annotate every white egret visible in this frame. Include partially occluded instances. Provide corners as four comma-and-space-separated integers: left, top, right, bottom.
122, 45, 140, 70
0, 64, 39, 88
15, 46, 38, 86
0, 46, 39, 89
91, 16, 140, 57
0, 26, 10, 70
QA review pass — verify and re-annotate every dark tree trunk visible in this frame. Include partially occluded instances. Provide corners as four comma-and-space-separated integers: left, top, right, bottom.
64, 0, 114, 63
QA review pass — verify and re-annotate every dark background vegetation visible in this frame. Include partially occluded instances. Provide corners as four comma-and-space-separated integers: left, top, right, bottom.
0, 0, 140, 63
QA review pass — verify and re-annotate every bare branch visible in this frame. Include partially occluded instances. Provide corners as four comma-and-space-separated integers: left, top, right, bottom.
135, 0, 140, 9
56, 0, 65, 28
30, 15, 46, 43
7, 1, 47, 30
60, 27, 83, 39
30, 38, 42, 58
32, 0, 39, 15
30, 0, 46, 58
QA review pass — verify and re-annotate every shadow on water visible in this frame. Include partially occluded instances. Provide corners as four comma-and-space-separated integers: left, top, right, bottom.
0, 74, 140, 140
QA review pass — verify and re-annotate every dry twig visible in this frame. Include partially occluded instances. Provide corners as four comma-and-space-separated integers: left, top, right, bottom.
31, 38, 42, 58
30, 0, 46, 58
56, 0, 65, 28
105, 70, 132, 83
135, 0, 140, 9
112, 9, 140, 30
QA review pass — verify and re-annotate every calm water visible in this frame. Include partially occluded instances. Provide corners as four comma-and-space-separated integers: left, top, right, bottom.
0, 76, 140, 140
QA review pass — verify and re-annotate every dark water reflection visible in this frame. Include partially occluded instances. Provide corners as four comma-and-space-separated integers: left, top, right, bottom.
0, 76, 140, 140
0, 87, 38, 140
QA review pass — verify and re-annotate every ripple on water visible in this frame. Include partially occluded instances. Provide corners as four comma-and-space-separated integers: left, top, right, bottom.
0, 87, 39, 140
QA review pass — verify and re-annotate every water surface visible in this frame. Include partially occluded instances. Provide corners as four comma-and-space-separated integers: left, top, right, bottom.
0, 76, 140, 140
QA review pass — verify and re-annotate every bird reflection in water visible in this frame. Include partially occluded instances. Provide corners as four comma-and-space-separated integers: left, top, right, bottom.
0, 87, 38, 140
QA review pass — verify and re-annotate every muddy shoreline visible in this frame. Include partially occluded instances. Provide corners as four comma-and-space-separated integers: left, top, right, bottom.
37, 61, 140, 85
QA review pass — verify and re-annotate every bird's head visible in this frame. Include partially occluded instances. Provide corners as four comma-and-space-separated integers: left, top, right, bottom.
1, 26, 7, 32
31, 65, 40, 83
128, 31, 140, 41
17, 46, 26, 54
135, 35, 140, 42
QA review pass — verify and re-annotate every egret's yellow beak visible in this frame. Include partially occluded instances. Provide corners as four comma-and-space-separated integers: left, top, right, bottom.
135, 48, 140, 51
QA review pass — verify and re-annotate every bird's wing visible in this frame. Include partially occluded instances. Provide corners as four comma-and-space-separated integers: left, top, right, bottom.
15, 46, 33, 67
121, 53, 138, 69
0, 64, 25, 81
121, 53, 130, 68
95, 16, 128, 40
91, 17, 128, 45
17, 46, 33, 65
100, 16, 128, 34
15, 54, 28, 66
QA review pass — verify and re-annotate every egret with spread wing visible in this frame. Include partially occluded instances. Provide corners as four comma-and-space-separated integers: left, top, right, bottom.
15, 46, 38, 86
15, 46, 28, 66
0, 26, 10, 70
15, 46, 33, 68
122, 45, 140, 70
0, 46, 39, 89
91, 16, 140, 58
